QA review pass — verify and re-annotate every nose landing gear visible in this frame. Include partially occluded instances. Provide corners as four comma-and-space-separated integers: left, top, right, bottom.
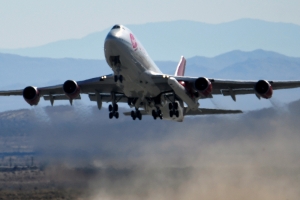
114, 75, 123, 83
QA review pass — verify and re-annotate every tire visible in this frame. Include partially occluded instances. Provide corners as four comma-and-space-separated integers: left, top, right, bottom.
152, 110, 157, 118
131, 110, 135, 118
174, 102, 178, 109
119, 75, 123, 83
169, 111, 173, 117
109, 112, 113, 119
157, 109, 161, 115
108, 104, 113, 112
114, 75, 118, 82
137, 110, 141, 118
168, 103, 173, 110
175, 110, 179, 118
113, 103, 118, 111
115, 112, 119, 119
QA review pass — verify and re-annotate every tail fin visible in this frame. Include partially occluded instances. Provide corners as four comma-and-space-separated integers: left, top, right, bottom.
174, 56, 186, 76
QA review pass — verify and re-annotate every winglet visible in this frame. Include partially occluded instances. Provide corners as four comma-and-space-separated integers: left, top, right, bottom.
174, 56, 186, 76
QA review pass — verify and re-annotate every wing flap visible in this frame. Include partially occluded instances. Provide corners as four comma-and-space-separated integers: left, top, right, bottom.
43, 94, 81, 101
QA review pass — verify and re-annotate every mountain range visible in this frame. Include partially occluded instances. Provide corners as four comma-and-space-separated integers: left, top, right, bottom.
1, 19, 300, 61
1, 49, 300, 112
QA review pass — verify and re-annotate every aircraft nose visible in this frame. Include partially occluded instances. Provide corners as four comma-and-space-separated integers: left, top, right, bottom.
107, 30, 115, 39
105, 29, 122, 48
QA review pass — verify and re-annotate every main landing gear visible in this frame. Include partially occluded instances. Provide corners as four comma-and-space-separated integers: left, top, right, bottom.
169, 102, 179, 118
131, 109, 142, 120
152, 108, 163, 120
114, 75, 123, 83
108, 103, 119, 119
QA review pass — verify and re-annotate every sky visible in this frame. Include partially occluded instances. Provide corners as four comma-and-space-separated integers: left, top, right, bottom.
1, 0, 300, 49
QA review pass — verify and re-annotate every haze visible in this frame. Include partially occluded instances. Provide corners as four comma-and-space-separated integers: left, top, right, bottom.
1, 0, 300, 48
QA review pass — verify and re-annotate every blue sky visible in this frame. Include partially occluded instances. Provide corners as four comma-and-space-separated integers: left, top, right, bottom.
1, 0, 299, 49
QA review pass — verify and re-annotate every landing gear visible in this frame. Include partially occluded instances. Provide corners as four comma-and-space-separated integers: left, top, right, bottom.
152, 108, 162, 120
169, 102, 179, 118
114, 75, 123, 83
108, 103, 119, 119
131, 109, 142, 120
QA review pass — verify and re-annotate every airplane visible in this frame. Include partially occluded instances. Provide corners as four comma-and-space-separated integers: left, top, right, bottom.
1, 24, 300, 122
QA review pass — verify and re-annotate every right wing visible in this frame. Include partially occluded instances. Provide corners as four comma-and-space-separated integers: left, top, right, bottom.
149, 73, 300, 100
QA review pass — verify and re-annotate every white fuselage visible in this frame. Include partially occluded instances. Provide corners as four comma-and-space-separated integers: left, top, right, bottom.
104, 25, 184, 121
104, 25, 162, 98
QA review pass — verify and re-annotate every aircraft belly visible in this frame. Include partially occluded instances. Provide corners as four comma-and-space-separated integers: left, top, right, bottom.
107, 44, 161, 98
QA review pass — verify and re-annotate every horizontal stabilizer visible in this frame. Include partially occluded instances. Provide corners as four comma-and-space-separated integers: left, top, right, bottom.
184, 107, 242, 116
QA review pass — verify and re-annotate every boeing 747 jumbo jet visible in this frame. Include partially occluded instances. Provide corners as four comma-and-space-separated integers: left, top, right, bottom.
1, 24, 300, 122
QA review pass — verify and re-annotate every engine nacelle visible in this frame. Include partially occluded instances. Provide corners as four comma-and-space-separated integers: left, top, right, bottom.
63, 80, 80, 99
255, 80, 273, 99
23, 86, 40, 106
194, 77, 212, 96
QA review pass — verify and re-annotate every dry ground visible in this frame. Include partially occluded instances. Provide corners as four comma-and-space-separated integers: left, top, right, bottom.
0, 167, 92, 200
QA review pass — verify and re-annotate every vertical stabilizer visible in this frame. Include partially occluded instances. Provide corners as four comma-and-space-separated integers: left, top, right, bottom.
174, 56, 186, 76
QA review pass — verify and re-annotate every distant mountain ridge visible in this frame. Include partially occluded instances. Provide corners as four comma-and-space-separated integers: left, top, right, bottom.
1, 19, 300, 61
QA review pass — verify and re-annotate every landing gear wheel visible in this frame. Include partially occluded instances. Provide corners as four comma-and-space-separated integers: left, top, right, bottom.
157, 109, 161, 116
115, 112, 119, 119
113, 103, 118, 111
131, 110, 136, 120
114, 75, 118, 82
136, 110, 141, 120
119, 75, 123, 83
175, 110, 179, 118
169, 110, 174, 117
173, 102, 178, 109
108, 104, 113, 112
152, 110, 157, 119
109, 112, 113, 119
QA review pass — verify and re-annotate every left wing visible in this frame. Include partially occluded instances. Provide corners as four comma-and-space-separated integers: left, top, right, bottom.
0, 74, 124, 106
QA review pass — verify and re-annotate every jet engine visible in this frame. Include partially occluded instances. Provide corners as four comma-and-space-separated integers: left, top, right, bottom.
194, 77, 212, 96
63, 80, 80, 99
255, 80, 273, 99
23, 86, 40, 106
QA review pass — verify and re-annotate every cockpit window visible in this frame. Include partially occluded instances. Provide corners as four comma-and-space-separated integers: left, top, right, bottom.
112, 25, 120, 30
